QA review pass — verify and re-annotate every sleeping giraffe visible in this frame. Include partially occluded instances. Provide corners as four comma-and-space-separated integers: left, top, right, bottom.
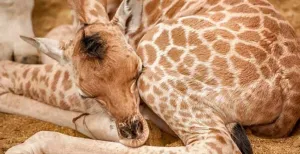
5, 0, 300, 153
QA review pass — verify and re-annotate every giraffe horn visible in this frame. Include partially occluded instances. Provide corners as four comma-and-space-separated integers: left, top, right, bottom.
20, 35, 64, 63
112, 0, 143, 33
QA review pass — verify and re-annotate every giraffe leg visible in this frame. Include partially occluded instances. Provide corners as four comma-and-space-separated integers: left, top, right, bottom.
6, 126, 242, 154
0, 92, 119, 141
250, 96, 300, 138
0, 92, 175, 141
139, 103, 176, 136
249, 113, 298, 138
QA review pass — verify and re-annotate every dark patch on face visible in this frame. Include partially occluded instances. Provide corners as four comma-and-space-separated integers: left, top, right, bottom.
81, 32, 107, 60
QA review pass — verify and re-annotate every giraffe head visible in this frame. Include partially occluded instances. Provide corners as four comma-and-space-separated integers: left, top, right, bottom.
21, 0, 148, 147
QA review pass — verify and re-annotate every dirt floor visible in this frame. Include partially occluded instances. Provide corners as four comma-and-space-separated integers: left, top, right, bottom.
1, 112, 300, 154
2, 0, 300, 153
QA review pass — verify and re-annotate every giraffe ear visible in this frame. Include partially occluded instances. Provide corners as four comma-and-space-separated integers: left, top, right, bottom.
112, 0, 143, 33
20, 36, 67, 64
68, 0, 109, 26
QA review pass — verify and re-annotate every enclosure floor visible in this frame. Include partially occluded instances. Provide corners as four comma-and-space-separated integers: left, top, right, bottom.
0, 113, 300, 154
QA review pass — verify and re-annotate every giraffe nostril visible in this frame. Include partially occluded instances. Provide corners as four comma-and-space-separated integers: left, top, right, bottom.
118, 120, 143, 139
119, 126, 132, 139
132, 120, 143, 135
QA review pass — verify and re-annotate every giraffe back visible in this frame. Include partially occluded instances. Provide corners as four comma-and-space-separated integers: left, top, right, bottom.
133, 0, 300, 140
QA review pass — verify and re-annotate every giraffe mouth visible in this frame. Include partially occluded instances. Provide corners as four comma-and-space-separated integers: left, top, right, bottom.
117, 114, 149, 147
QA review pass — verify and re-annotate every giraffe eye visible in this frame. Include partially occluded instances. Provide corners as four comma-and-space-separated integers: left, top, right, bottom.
81, 31, 107, 60
79, 94, 90, 99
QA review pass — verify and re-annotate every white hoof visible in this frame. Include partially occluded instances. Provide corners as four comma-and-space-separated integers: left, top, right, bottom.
5, 144, 36, 154
6, 131, 61, 154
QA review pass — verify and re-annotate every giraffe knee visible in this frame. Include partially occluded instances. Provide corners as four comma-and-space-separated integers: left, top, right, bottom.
250, 124, 292, 138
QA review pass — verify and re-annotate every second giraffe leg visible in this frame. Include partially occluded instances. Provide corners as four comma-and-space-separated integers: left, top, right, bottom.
0, 92, 119, 141
250, 74, 300, 138
250, 94, 300, 138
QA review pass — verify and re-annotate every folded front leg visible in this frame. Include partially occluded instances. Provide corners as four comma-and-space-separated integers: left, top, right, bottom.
0, 92, 118, 141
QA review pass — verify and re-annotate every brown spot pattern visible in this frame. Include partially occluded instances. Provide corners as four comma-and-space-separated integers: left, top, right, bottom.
155, 30, 170, 51
260, 8, 284, 20
260, 65, 271, 78
165, 0, 185, 18
281, 56, 300, 68
223, 0, 242, 5
159, 56, 173, 68
144, 45, 157, 65
264, 16, 280, 34
280, 23, 297, 39
51, 70, 62, 91
190, 45, 211, 62
238, 31, 261, 42
229, 16, 260, 29
171, 27, 187, 47
178, 65, 190, 76
213, 40, 230, 54
31, 68, 40, 81
229, 4, 258, 13
231, 56, 259, 85
45, 65, 53, 73
212, 56, 234, 86
249, 0, 271, 6
62, 71, 72, 91
210, 13, 225, 22
168, 48, 183, 61
23, 69, 30, 78
235, 43, 267, 64
182, 18, 213, 30
204, 29, 235, 42
194, 64, 208, 81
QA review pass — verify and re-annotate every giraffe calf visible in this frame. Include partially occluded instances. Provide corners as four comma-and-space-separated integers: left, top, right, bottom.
0, 59, 252, 153
1, 0, 253, 153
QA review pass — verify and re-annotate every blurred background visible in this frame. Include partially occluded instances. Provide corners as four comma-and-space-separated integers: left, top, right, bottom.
1, 0, 300, 154
32, 0, 300, 37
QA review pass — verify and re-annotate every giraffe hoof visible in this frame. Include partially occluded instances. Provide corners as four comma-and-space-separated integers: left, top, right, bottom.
6, 131, 59, 154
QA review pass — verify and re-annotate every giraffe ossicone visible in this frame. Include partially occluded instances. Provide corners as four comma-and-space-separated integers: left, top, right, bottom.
20, 36, 65, 63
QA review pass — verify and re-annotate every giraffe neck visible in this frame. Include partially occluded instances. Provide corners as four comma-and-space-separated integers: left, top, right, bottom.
125, 0, 219, 49
0, 61, 102, 113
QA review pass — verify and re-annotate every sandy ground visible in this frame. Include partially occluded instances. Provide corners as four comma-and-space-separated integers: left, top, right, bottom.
1, 112, 300, 154
1, 0, 300, 153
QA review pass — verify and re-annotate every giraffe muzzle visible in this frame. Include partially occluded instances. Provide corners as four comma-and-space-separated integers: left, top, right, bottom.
117, 114, 149, 147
